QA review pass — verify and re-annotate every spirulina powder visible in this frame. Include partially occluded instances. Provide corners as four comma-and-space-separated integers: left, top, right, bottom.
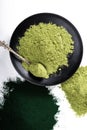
61, 66, 87, 116
17, 23, 74, 78
0, 79, 58, 130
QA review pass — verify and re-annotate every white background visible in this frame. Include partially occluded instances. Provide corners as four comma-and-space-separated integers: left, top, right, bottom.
0, 0, 87, 130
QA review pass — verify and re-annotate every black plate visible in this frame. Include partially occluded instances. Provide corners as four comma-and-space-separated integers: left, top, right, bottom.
10, 13, 83, 86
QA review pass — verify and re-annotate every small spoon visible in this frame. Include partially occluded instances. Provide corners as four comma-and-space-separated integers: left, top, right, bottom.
0, 41, 48, 79
0, 41, 30, 65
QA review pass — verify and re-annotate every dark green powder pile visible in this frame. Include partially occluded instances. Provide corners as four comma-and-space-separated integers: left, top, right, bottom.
61, 66, 87, 116
0, 79, 58, 130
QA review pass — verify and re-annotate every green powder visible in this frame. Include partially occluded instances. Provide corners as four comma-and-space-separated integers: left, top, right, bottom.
61, 66, 87, 116
17, 23, 74, 78
1, 79, 58, 130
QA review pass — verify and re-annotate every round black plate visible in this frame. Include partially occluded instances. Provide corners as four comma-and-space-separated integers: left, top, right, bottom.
10, 13, 83, 86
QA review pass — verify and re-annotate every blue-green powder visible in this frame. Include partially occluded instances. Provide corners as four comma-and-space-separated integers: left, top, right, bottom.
0, 78, 58, 130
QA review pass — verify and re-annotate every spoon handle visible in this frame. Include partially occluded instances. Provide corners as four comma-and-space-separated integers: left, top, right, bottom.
0, 41, 30, 64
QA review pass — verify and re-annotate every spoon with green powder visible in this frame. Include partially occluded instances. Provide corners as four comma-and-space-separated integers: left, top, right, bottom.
0, 41, 48, 78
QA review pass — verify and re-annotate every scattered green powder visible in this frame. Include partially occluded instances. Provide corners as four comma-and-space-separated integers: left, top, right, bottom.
17, 23, 74, 78
61, 66, 87, 116
0, 79, 58, 130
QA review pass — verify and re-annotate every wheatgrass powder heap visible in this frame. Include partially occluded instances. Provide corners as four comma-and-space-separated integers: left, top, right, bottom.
61, 66, 87, 116
17, 23, 74, 78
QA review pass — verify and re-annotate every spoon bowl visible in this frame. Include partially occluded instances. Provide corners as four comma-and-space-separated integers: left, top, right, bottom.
10, 13, 83, 86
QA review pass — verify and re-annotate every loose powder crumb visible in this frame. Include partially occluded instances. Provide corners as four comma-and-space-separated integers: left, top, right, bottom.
17, 23, 74, 78
61, 66, 87, 116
